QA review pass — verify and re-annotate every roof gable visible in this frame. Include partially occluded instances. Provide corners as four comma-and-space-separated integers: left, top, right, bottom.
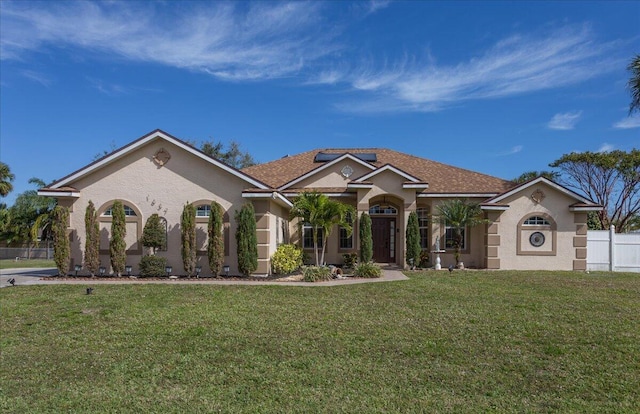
278, 153, 375, 190
46, 129, 269, 190
486, 176, 596, 205
353, 164, 423, 183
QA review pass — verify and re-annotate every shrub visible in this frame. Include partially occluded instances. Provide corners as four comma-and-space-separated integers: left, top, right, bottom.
354, 262, 381, 278
236, 203, 258, 276
302, 265, 333, 282
139, 255, 167, 277
109, 201, 127, 276
342, 252, 358, 268
359, 213, 372, 263
271, 243, 303, 274
141, 213, 166, 254
406, 211, 421, 267
52, 205, 70, 276
419, 250, 430, 268
208, 201, 225, 276
84, 200, 100, 276
181, 202, 196, 276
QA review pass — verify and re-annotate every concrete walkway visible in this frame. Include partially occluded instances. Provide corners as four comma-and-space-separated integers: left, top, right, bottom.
0, 267, 408, 288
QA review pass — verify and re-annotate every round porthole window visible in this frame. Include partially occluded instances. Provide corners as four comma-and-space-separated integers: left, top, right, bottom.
529, 232, 545, 247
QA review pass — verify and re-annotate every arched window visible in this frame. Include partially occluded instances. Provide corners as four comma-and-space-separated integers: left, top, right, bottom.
196, 204, 211, 217
369, 204, 397, 215
102, 205, 137, 216
523, 216, 550, 226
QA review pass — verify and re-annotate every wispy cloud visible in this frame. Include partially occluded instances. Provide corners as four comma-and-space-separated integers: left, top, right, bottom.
598, 143, 615, 152
612, 114, 640, 129
547, 110, 583, 130
21, 70, 52, 87
496, 145, 524, 156
0, 1, 338, 81
86, 77, 127, 96
329, 25, 625, 113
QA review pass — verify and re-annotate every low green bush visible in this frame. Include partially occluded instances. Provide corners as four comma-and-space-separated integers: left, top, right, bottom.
354, 262, 381, 278
139, 255, 167, 277
302, 266, 333, 282
342, 252, 358, 269
419, 250, 430, 268
271, 244, 304, 274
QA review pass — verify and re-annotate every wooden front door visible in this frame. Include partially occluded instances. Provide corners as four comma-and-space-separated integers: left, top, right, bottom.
371, 217, 396, 263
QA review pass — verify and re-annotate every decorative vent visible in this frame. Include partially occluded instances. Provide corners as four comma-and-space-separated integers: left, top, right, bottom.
314, 152, 377, 163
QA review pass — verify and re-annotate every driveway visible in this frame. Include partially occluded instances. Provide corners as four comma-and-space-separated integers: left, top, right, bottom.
0, 267, 408, 288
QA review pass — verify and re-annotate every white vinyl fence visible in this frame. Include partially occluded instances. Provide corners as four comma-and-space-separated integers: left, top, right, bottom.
587, 226, 640, 272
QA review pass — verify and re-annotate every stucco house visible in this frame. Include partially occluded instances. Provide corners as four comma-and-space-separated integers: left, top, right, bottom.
39, 129, 600, 275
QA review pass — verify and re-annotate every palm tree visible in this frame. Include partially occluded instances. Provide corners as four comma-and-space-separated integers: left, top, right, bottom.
435, 199, 489, 268
290, 191, 355, 267
0, 162, 15, 197
629, 54, 640, 114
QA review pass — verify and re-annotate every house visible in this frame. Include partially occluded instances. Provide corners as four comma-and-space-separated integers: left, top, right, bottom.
38, 129, 601, 275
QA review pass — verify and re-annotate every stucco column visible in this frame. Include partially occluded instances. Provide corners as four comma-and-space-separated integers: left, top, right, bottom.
573, 212, 588, 271
484, 211, 502, 269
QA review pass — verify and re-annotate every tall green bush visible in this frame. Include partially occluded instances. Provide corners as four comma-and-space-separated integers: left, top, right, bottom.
235, 203, 258, 276
52, 205, 70, 276
141, 213, 166, 254
109, 200, 126, 276
208, 201, 225, 277
406, 211, 421, 268
139, 255, 167, 277
83, 200, 100, 276
181, 202, 196, 276
359, 213, 373, 263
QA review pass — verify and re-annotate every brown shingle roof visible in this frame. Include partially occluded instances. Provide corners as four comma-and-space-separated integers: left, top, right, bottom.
242, 148, 513, 194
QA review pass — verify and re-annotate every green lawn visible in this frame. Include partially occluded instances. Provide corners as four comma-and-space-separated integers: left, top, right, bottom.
1, 271, 638, 413
0, 258, 55, 269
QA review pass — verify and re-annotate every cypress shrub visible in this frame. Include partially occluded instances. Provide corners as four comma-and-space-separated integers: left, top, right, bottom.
141, 213, 166, 254
109, 201, 127, 276
235, 203, 258, 276
84, 200, 100, 276
359, 213, 373, 263
181, 202, 196, 276
208, 201, 225, 277
52, 205, 70, 276
139, 255, 167, 277
406, 211, 421, 268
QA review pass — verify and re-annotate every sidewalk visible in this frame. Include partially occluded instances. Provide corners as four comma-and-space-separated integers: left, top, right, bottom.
0, 267, 408, 288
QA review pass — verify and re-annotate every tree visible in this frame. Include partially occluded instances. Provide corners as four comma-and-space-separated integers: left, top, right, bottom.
84, 201, 100, 276
628, 54, 640, 114
289, 191, 355, 267
511, 170, 560, 185
0, 162, 15, 197
109, 201, 127, 276
141, 213, 166, 255
359, 213, 373, 263
549, 150, 640, 232
405, 211, 421, 268
52, 205, 70, 276
235, 203, 258, 276
435, 199, 489, 268
0, 178, 56, 249
181, 202, 197, 276
208, 201, 225, 277
187, 139, 256, 169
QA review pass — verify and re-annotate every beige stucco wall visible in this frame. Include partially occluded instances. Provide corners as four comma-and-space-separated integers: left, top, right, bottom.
63, 138, 252, 276
497, 183, 578, 270
426, 198, 487, 269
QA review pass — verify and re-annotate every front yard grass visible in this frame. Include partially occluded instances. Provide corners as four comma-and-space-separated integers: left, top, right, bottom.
0, 259, 55, 269
1, 271, 638, 412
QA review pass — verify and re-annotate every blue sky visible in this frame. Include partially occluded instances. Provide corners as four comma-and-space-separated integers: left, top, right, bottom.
1, 0, 638, 206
